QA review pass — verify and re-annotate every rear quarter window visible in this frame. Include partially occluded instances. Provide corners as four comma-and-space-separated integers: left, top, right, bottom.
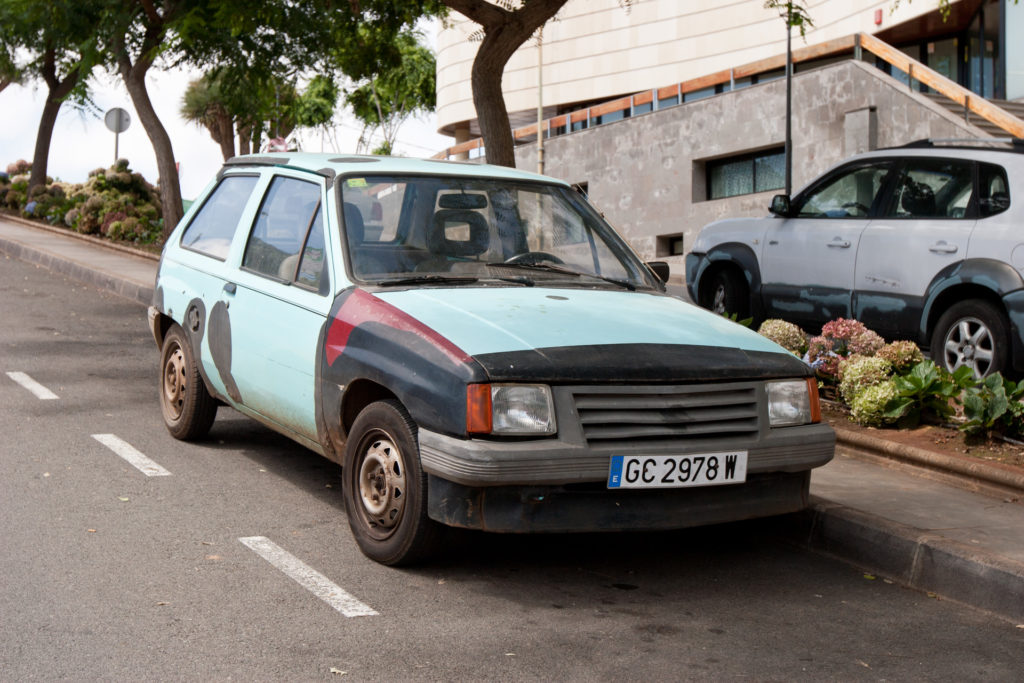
180, 175, 259, 259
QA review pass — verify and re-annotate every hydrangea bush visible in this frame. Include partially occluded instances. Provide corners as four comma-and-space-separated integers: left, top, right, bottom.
850, 380, 899, 427
2, 158, 162, 245
756, 319, 807, 355
838, 355, 893, 404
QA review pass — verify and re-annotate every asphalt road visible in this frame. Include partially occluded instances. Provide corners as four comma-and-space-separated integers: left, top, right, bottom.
2, 253, 1022, 681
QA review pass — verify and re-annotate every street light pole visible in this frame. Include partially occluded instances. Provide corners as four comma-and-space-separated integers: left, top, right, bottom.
537, 26, 545, 175
785, 10, 792, 197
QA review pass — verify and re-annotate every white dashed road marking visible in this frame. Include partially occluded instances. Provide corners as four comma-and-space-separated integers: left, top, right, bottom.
6, 371, 59, 400
91, 434, 171, 477
239, 536, 378, 617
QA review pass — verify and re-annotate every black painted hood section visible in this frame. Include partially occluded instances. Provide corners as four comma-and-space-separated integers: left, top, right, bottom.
472, 343, 812, 384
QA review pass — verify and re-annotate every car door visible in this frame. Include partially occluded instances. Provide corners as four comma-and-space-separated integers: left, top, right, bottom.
220, 172, 335, 445
759, 161, 893, 331
854, 157, 976, 341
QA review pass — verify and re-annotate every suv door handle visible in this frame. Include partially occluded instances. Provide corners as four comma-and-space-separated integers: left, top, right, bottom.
929, 242, 958, 254
827, 238, 851, 249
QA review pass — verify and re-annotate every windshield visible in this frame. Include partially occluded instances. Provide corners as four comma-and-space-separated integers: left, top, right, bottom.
339, 175, 657, 290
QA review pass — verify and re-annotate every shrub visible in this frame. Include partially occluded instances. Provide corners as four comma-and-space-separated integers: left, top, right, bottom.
805, 335, 842, 380
883, 360, 973, 427
961, 373, 1024, 438
839, 355, 893, 404
757, 319, 808, 355
6, 159, 30, 175
876, 340, 924, 373
850, 380, 899, 427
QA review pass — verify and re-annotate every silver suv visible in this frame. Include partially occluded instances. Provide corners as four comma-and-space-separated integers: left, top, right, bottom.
686, 140, 1022, 378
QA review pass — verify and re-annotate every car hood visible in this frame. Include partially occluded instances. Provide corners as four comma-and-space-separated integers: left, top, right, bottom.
373, 287, 808, 382
692, 216, 771, 253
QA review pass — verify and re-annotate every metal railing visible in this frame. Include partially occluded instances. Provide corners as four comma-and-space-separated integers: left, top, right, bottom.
432, 32, 1024, 161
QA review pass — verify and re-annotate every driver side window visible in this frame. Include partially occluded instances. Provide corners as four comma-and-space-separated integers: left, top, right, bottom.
795, 163, 891, 218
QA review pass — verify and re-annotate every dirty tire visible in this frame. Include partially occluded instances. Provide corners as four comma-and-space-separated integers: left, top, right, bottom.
343, 400, 439, 566
160, 324, 217, 440
931, 299, 1008, 379
701, 268, 749, 319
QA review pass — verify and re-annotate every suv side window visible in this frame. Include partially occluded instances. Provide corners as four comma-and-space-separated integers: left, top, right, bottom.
180, 175, 259, 259
884, 158, 974, 219
243, 176, 327, 292
794, 163, 892, 218
979, 162, 1011, 217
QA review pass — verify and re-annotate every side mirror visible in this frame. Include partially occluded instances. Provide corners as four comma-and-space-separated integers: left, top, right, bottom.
769, 194, 791, 217
646, 261, 670, 283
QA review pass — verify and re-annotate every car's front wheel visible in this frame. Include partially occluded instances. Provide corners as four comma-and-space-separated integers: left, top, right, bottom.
701, 268, 749, 319
343, 400, 439, 565
159, 325, 217, 440
931, 299, 1009, 379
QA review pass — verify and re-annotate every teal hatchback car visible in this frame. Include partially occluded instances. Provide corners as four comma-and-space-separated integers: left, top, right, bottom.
149, 154, 834, 565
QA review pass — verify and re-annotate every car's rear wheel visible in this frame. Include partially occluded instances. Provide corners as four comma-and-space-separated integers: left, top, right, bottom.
931, 299, 1009, 379
160, 325, 217, 440
701, 268, 749, 319
343, 400, 439, 565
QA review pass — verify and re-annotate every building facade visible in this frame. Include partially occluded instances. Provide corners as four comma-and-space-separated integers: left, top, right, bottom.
435, 0, 1024, 276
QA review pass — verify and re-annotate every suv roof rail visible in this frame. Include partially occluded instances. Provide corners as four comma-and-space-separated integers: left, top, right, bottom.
896, 138, 1024, 153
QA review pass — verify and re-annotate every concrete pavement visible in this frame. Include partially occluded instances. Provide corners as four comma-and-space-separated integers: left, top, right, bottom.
2, 213, 1022, 623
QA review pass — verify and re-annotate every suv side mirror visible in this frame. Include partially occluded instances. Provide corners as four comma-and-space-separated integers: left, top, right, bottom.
769, 194, 791, 217
646, 261, 670, 283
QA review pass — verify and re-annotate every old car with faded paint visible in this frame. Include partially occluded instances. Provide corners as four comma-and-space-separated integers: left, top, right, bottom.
150, 153, 834, 565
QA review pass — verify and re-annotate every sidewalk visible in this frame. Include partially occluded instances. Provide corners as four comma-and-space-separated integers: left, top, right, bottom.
2, 214, 1023, 622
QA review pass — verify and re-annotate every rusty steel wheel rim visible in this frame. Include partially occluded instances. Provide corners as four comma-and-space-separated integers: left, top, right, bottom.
356, 434, 407, 536
163, 344, 187, 420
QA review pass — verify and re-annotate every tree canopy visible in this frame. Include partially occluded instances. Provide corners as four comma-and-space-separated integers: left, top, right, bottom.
346, 30, 436, 155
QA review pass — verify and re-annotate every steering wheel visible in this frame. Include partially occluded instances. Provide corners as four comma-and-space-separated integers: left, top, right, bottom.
841, 201, 869, 216
504, 251, 565, 266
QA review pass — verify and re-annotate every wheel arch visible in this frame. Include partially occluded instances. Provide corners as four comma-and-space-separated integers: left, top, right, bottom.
695, 243, 763, 318
921, 259, 1024, 349
340, 379, 400, 441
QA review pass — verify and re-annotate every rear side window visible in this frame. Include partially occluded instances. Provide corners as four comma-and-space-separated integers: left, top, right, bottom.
180, 175, 259, 259
243, 176, 328, 293
884, 158, 974, 219
979, 162, 1010, 217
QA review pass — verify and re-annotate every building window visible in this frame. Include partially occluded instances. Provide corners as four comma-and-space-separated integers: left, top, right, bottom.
656, 233, 684, 257
706, 147, 785, 200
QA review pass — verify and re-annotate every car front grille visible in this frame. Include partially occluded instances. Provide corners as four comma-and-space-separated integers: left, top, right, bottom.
570, 383, 760, 449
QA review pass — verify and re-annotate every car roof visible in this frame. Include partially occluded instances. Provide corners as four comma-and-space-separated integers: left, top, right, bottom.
848, 140, 1024, 167
220, 152, 566, 186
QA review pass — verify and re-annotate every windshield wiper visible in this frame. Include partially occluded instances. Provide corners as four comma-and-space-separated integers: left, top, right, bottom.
375, 275, 479, 286
486, 262, 636, 290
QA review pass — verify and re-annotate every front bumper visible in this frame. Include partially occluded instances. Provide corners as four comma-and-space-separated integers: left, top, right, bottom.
418, 421, 835, 487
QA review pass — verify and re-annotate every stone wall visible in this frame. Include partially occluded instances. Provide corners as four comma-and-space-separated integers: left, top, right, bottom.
513, 59, 988, 280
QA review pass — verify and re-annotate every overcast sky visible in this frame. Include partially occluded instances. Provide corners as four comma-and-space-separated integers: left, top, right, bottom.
0, 26, 452, 200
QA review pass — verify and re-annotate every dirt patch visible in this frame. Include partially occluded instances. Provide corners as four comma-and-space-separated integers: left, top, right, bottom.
822, 401, 1024, 470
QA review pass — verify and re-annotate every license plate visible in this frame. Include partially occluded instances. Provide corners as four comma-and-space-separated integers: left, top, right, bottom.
607, 452, 748, 489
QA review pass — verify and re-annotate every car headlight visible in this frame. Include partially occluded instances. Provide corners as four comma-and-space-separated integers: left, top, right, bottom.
466, 384, 556, 435
766, 378, 821, 426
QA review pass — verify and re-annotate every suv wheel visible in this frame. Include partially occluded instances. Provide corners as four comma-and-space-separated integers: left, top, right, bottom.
931, 300, 1008, 379
701, 268, 749, 319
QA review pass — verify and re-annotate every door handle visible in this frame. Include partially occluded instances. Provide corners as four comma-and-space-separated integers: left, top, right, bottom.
223, 282, 237, 294
827, 238, 851, 249
929, 242, 958, 254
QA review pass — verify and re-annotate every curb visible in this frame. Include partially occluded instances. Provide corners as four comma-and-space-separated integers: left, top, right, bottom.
783, 497, 1024, 624
0, 236, 154, 307
834, 427, 1024, 499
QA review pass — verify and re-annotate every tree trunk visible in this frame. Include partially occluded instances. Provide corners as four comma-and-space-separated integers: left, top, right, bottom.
442, 0, 568, 169
216, 113, 235, 160
237, 122, 252, 155
119, 55, 183, 237
28, 51, 80, 192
